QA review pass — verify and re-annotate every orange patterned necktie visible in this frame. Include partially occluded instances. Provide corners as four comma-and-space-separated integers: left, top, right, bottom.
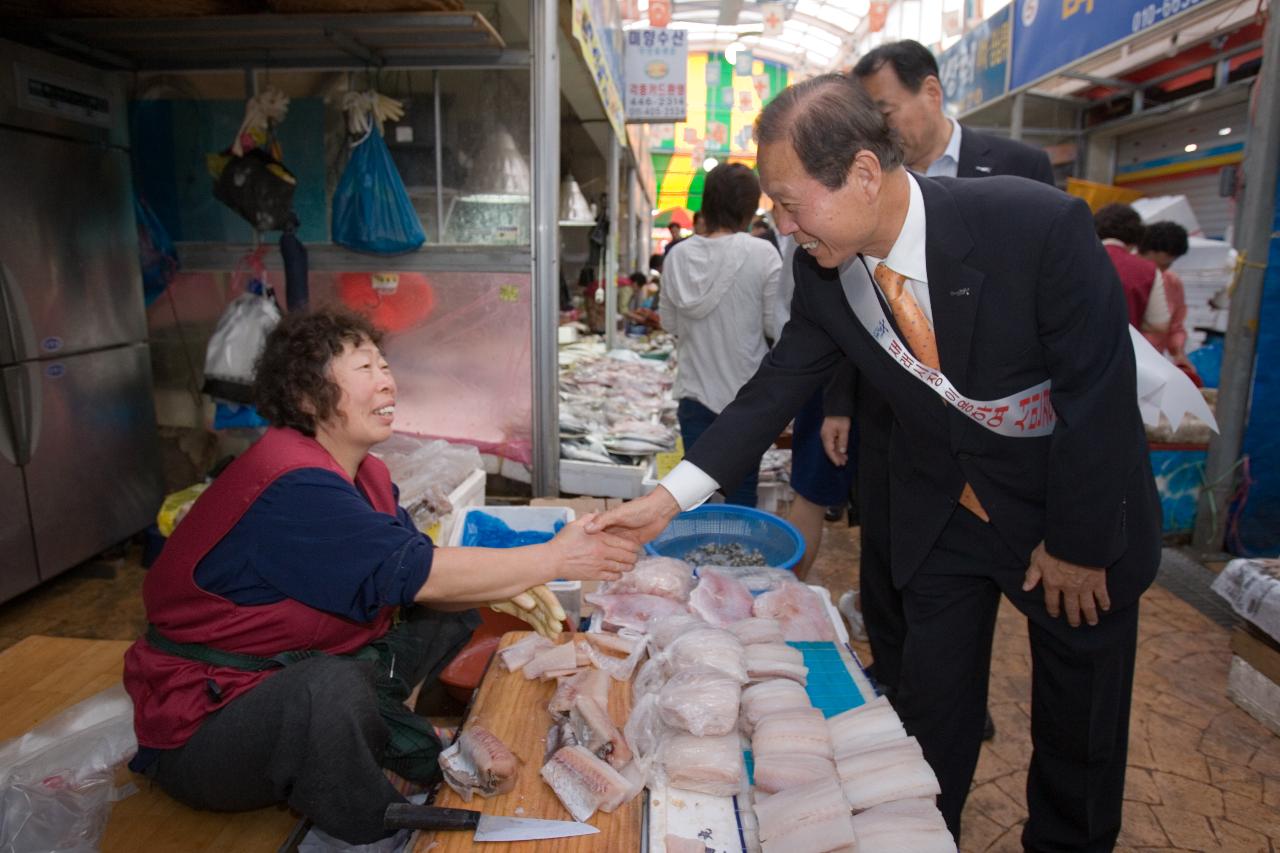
873, 261, 989, 522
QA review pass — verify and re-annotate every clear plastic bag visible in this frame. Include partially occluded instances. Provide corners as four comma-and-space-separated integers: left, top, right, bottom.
0, 685, 138, 853
202, 270, 282, 404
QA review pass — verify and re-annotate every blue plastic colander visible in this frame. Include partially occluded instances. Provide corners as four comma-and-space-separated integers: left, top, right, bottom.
643, 504, 806, 571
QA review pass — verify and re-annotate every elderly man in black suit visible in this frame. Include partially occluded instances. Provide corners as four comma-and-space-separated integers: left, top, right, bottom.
590, 74, 1160, 851
825, 39, 1058, 728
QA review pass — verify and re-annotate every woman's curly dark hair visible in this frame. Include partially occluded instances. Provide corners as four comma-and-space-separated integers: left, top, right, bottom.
252, 306, 385, 436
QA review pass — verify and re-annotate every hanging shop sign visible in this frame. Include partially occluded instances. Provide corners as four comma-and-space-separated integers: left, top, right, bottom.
625, 28, 689, 123
937, 4, 1010, 114
572, 0, 627, 140
1010, 0, 1206, 90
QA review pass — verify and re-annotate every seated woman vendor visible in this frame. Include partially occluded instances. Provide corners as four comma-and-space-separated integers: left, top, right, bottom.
123, 307, 639, 844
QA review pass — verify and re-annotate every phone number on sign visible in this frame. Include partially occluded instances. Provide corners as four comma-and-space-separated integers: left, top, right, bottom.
1132, 0, 1202, 33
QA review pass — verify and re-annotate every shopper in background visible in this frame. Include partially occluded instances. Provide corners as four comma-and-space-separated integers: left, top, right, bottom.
1095, 202, 1169, 332
661, 162, 782, 507
123, 308, 638, 844
1138, 220, 1195, 371
662, 221, 685, 259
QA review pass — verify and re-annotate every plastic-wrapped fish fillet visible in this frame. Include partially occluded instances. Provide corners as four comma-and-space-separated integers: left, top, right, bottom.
726, 617, 785, 645
751, 708, 834, 759
850, 798, 956, 853
657, 668, 741, 737
752, 752, 840, 794
664, 627, 748, 683
570, 695, 633, 769
660, 733, 745, 796
745, 643, 808, 684
835, 737, 942, 810
540, 744, 631, 822
622, 692, 665, 784
580, 631, 647, 682
740, 679, 813, 733
827, 697, 908, 757
752, 583, 837, 641
598, 556, 696, 601
437, 725, 519, 802
688, 568, 756, 626
584, 593, 691, 632
646, 613, 708, 650
631, 656, 667, 702
753, 777, 856, 852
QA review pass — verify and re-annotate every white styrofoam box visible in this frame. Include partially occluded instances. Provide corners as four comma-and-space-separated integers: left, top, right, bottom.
430, 468, 486, 546
756, 480, 795, 515
1132, 195, 1202, 236
446, 505, 575, 548
502, 456, 655, 499
1226, 656, 1280, 737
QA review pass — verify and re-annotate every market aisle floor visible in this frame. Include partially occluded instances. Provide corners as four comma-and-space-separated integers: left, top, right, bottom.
2, 525, 1278, 852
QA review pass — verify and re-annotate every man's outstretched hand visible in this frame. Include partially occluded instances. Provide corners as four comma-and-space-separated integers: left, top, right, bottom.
585, 487, 682, 546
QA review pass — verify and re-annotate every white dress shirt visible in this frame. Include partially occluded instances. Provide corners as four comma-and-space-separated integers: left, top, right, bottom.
662, 174, 932, 509
925, 117, 963, 179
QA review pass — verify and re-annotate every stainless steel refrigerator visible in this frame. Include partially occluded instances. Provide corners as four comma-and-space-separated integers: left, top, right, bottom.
0, 39, 163, 605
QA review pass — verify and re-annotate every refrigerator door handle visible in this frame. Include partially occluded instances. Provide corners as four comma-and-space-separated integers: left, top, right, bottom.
1, 262, 38, 364
1, 364, 40, 466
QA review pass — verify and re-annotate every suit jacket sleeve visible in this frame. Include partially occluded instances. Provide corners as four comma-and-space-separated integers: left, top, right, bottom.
684, 269, 845, 492
1037, 195, 1142, 568
822, 359, 856, 418
1027, 148, 1055, 186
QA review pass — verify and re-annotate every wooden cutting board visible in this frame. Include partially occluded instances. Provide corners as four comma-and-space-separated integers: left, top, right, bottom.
412, 631, 642, 852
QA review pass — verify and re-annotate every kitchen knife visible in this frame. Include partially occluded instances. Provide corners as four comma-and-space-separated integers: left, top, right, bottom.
384, 804, 600, 841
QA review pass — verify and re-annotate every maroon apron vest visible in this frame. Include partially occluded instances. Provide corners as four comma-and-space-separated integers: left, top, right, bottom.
1104, 243, 1158, 328
123, 427, 399, 749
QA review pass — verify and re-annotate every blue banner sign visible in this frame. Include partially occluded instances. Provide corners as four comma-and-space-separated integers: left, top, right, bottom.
937, 5, 1011, 114
1011, 0, 1205, 90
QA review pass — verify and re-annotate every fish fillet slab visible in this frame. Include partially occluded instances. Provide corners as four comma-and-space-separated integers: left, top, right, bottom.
657, 668, 741, 736
851, 798, 956, 853
664, 627, 748, 683
745, 643, 808, 684
688, 568, 756, 626
759, 812, 857, 853
598, 556, 696, 601
752, 584, 837, 641
660, 733, 745, 797
753, 777, 850, 842
540, 744, 630, 822
751, 752, 839, 794
751, 708, 833, 759
570, 694, 633, 769
584, 593, 691, 632
740, 679, 812, 733
438, 724, 518, 802
727, 617, 785, 645
836, 737, 942, 810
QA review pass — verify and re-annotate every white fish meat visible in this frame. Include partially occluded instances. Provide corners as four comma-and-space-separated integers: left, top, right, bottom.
688, 568, 756, 626
727, 617, 785, 645
752, 752, 840, 794
745, 643, 808, 684
583, 629, 643, 656
850, 798, 956, 853
544, 718, 578, 763
598, 556, 696, 601
657, 668, 741, 736
571, 694, 633, 769
827, 697, 907, 757
664, 835, 710, 853
580, 632, 647, 682
631, 656, 667, 702
647, 613, 708, 650
752, 584, 837, 641
497, 634, 555, 672
754, 777, 854, 847
740, 679, 812, 733
585, 593, 691, 632
540, 744, 631, 822
660, 733, 745, 797
835, 737, 942, 810
549, 668, 610, 717
438, 724, 519, 802
751, 708, 833, 759
522, 640, 580, 680
664, 627, 748, 683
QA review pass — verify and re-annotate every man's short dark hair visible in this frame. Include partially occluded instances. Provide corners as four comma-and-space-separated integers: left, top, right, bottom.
648, 252, 663, 272
668, 222, 681, 232
852, 40, 940, 93
1094, 203, 1145, 246
253, 306, 384, 437
699, 162, 761, 233
756, 73, 903, 189
1138, 221, 1190, 258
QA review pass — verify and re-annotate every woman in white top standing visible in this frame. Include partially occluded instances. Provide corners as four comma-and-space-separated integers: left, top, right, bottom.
660, 162, 783, 506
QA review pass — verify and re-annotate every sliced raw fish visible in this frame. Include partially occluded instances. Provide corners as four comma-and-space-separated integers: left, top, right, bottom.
549, 668, 610, 716
688, 568, 756, 626
522, 641, 580, 680
438, 724, 519, 802
753, 777, 851, 843
657, 668, 741, 736
752, 584, 837, 641
745, 643, 808, 684
580, 631, 647, 682
598, 556, 695, 601
585, 593, 690, 632
665, 835, 710, 853
759, 813, 857, 853
851, 798, 956, 853
583, 629, 642, 656
835, 737, 942, 810
727, 617, 785, 645
740, 679, 812, 733
751, 752, 839, 794
660, 733, 745, 797
828, 697, 908, 757
497, 633, 555, 671
751, 708, 833, 759
544, 718, 579, 763
647, 613, 708, 650
664, 627, 748, 683
570, 695, 633, 769
540, 744, 631, 822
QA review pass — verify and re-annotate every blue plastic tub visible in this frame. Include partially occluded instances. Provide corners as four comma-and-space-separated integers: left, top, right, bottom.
643, 504, 805, 571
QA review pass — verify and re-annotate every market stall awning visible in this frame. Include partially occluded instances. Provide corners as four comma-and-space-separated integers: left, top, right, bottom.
653, 207, 694, 228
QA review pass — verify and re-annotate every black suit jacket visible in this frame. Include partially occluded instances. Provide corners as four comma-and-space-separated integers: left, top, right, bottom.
957, 125, 1055, 183
685, 175, 1160, 609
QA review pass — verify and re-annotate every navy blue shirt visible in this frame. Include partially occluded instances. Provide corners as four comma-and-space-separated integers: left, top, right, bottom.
194, 468, 435, 622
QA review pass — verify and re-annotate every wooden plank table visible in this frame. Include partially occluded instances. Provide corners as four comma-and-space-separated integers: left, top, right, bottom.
414, 632, 643, 852
0, 635, 296, 852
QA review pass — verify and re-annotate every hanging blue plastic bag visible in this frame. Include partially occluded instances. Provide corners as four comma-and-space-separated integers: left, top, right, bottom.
134, 196, 179, 306
332, 122, 425, 254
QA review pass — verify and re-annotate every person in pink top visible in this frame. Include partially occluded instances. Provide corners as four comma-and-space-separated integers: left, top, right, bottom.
1137, 221, 1193, 369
